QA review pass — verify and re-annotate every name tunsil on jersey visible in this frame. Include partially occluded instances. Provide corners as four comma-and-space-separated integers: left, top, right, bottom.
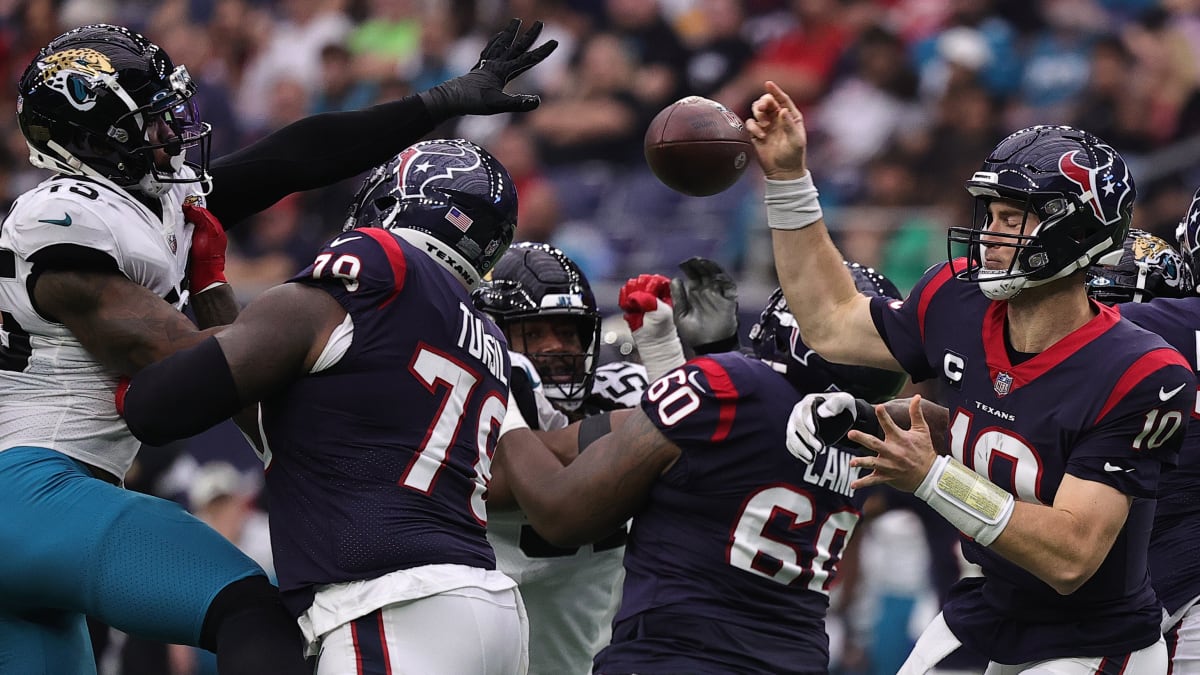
456, 302, 508, 385
801, 446, 859, 498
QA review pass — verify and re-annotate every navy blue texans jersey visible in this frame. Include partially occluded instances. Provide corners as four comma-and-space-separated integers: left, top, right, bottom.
263, 228, 509, 616
593, 352, 867, 675
869, 259, 1194, 663
1120, 297, 1200, 616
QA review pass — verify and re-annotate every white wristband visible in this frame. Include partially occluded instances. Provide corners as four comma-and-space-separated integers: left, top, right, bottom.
637, 333, 687, 383
764, 172, 823, 230
914, 455, 1015, 547
499, 393, 531, 438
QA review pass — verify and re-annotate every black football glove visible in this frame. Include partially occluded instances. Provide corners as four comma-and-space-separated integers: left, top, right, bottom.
671, 257, 739, 354
786, 393, 881, 463
419, 18, 559, 121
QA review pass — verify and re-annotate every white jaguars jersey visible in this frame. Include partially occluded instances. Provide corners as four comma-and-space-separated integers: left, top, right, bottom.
0, 170, 201, 479
590, 361, 649, 409
488, 353, 644, 675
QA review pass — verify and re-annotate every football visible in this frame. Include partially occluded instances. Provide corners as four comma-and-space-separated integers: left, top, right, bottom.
644, 96, 754, 197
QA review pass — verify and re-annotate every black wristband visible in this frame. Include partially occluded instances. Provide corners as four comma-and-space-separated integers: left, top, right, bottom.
692, 334, 741, 355
123, 337, 242, 446
578, 411, 613, 452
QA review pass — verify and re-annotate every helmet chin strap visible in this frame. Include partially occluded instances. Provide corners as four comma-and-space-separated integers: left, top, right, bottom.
978, 269, 1027, 300
137, 154, 184, 197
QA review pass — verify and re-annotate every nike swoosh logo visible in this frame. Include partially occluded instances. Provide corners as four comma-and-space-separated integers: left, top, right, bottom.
37, 214, 71, 227
1160, 383, 1187, 401
330, 235, 360, 247
1104, 462, 1134, 473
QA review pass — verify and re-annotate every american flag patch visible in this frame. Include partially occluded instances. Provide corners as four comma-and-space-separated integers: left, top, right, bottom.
445, 206, 474, 232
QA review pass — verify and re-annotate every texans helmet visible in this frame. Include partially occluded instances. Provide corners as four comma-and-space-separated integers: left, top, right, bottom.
749, 262, 906, 403
17, 24, 212, 196
472, 242, 600, 410
1175, 186, 1200, 295
345, 139, 517, 288
1087, 229, 1187, 304
949, 125, 1135, 300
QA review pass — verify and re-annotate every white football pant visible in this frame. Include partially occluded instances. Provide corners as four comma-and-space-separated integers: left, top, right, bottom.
1167, 601, 1200, 675
900, 612, 1166, 675
314, 585, 529, 675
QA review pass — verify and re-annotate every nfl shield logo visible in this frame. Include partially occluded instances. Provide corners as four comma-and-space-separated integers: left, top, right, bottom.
994, 371, 1013, 397
167, 233, 177, 254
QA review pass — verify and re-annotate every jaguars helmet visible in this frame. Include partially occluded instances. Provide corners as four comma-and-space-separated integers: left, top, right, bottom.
949, 125, 1135, 300
472, 242, 600, 409
1175, 186, 1200, 295
1087, 229, 1187, 304
345, 139, 517, 288
749, 262, 906, 403
17, 24, 212, 196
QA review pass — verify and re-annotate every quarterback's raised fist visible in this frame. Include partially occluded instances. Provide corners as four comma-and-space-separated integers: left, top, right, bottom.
419, 18, 558, 120
184, 204, 228, 293
786, 392, 858, 463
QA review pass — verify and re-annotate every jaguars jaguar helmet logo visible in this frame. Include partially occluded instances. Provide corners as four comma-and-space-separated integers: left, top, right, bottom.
37, 48, 117, 111
1132, 232, 1183, 290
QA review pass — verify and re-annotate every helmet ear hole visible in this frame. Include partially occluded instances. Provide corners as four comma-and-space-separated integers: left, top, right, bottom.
372, 195, 397, 213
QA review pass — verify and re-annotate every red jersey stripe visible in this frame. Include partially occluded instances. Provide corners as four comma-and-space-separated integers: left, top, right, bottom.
1096, 347, 1193, 425
358, 228, 408, 308
693, 357, 739, 443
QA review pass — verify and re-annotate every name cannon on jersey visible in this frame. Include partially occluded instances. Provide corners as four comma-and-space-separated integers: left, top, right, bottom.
801, 446, 861, 498
456, 302, 509, 385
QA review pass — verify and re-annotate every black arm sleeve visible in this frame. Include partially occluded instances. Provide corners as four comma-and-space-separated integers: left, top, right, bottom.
205, 96, 436, 228
123, 337, 243, 446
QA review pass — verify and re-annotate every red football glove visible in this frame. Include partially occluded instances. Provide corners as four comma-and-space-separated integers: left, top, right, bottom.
115, 376, 130, 417
618, 274, 685, 381
185, 204, 228, 293
618, 274, 673, 332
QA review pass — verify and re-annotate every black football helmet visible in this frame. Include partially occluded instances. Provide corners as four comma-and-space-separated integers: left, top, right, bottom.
1087, 229, 1187, 304
949, 125, 1135, 300
345, 139, 517, 288
1175, 186, 1200, 295
749, 262, 906, 403
17, 24, 212, 196
472, 242, 600, 409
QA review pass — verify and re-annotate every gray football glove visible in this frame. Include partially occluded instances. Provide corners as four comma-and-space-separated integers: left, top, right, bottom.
670, 257, 739, 353
419, 19, 558, 120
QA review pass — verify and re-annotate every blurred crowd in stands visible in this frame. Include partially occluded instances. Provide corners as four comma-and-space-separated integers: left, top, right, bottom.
5, 1, 1200, 673
2, 0, 1198, 302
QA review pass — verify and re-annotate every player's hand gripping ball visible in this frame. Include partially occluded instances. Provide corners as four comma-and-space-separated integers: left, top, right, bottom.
644, 96, 754, 197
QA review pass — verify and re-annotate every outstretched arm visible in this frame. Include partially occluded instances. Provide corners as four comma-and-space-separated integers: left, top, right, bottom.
206, 19, 557, 227
749, 81, 897, 370
121, 282, 346, 444
495, 407, 678, 547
